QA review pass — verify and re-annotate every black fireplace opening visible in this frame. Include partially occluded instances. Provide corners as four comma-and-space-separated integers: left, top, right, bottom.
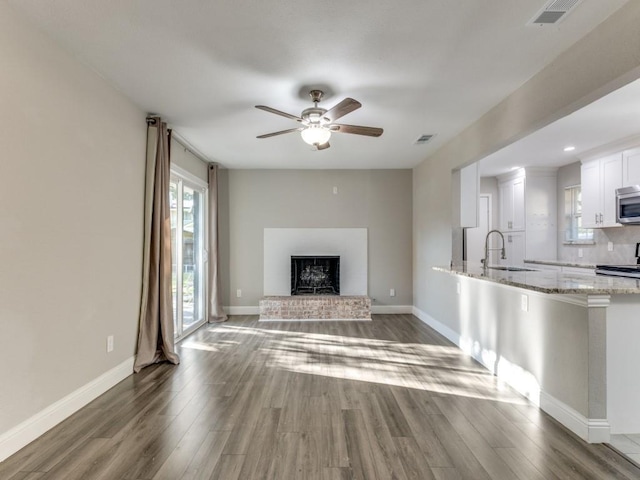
291, 256, 340, 296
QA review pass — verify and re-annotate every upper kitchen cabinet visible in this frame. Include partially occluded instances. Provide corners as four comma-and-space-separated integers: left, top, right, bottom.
623, 147, 640, 187
581, 153, 623, 228
459, 162, 479, 228
499, 173, 525, 231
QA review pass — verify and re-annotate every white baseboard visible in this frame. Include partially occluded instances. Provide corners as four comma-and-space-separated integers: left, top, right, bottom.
0, 356, 134, 462
540, 392, 610, 443
371, 305, 413, 314
411, 306, 610, 444
411, 306, 461, 346
224, 306, 259, 315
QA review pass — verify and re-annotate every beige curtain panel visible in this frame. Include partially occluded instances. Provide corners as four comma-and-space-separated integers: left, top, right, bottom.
134, 117, 180, 373
208, 164, 228, 323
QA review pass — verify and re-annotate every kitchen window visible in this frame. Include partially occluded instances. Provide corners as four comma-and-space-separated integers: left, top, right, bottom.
564, 185, 594, 244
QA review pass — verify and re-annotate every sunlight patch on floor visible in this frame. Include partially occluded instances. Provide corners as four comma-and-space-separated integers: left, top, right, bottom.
200, 324, 530, 405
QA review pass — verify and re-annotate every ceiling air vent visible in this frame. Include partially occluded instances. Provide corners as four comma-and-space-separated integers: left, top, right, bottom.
415, 134, 435, 145
528, 0, 583, 26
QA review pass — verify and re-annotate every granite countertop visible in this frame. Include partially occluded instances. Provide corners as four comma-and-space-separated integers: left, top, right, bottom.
434, 263, 640, 294
524, 259, 597, 269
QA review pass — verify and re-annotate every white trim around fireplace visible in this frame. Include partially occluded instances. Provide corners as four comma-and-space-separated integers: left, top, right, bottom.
263, 228, 367, 296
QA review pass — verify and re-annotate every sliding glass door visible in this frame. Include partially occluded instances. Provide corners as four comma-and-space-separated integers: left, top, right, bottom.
170, 172, 207, 340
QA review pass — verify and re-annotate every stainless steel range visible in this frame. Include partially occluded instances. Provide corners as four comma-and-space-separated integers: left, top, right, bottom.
596, 265, 640, 278
596, 242, 640, 278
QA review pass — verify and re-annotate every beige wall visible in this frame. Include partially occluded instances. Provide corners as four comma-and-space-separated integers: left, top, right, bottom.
0, 3, 145, 436
413, 2, 640, 411
224, 169, 413, 307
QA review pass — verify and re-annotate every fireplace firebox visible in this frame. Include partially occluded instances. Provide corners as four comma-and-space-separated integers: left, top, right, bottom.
291, 256, 340, 295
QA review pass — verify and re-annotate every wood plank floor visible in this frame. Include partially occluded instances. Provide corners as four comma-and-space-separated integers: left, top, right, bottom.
2, 314, 639, 479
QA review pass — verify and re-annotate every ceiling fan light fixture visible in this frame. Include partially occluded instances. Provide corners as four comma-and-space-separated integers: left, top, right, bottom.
301, 125, 331, 146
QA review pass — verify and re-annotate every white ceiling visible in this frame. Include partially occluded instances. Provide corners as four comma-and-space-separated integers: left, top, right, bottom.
479, 77, 640, 177
7, 0, 630, 169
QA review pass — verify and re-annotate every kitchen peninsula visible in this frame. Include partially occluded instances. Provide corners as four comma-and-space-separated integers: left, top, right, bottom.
428, 263, 640, 444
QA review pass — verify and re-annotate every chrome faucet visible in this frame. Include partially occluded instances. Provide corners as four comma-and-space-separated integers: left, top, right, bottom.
482, 229, 506, 267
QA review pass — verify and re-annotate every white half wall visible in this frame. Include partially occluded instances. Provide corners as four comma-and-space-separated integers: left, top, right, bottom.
264, 228, 367, 296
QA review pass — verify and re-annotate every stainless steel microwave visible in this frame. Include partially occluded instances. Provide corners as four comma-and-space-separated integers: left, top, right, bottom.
616, 185, 640, 224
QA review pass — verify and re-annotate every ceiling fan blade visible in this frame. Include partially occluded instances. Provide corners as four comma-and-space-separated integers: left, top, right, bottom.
315, 142, 330, 151
330, 124, 383, 137
256, 127, 303, 139
323, 98, 361, 122
255, 105, 303, 122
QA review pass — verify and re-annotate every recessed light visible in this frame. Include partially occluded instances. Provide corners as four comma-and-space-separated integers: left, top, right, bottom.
564, 146, 576, 152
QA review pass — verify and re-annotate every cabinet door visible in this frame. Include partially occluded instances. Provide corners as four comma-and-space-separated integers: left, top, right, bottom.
499, 181, 513, 231
601, 153, 622, 227
581, 160, 601, 228
623, 147, 640, 187
460, 163, 479, 227
512, 177, 526, 231
504, 231, 525, 266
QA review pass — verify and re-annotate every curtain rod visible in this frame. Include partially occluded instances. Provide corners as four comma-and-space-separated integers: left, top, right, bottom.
171, 131, 218, 166
146, 117, 221, 166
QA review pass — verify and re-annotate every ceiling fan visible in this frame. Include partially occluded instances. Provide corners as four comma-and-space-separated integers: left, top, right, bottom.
255, 90, 383, 150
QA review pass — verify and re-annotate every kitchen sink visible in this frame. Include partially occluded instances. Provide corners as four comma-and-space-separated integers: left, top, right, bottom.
487, 266, 537, 272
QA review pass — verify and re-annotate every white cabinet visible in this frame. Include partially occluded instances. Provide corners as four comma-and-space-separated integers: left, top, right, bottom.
460, 163, 479, 228
497, 168, 557, 264
581, 154, 622, 228
499, 175, 525, 231
503, 231, 525, 266
581, 160, 600, 228
623, 147, 640, 187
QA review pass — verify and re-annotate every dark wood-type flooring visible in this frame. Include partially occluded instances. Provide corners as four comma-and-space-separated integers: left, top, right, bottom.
2, 314, 639, 479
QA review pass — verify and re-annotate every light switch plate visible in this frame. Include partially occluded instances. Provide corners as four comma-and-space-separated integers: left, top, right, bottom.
608, 241, 614, 252
107, 335, 114, 353
390, 288, 396, 297
456, 283, 461, 295
236, 289, 242, 298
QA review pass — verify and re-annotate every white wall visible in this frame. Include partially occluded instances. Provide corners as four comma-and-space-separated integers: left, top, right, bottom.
0, 2, 146, 452
417, 274, 590, 416
224, 169, 413, 308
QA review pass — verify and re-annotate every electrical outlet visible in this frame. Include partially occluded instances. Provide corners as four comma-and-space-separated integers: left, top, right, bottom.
608, 241, 614, 252
107, 335, 114, 353
332, 186, 338, 195
578, 248, 583, 258
236, 289, 242, 298
521, 294, 529, 312
390, 288, 396, 297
